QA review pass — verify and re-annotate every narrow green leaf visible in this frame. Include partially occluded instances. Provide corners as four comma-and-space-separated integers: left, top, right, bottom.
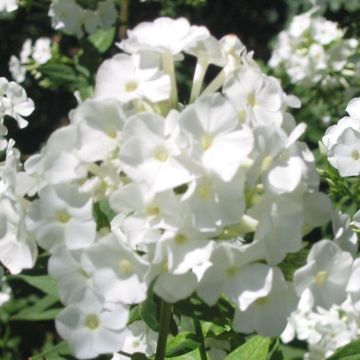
165, 332, 201, 358
88, 27, 116, 53
225, 335, 271, 360
12, 308, 61, 321
11, 294, 61, 321
139, 287, 160, 332
327, 340, 360, 360
38, 63, 82, 85
15, 274, 59, 297
31, 341, 72, 360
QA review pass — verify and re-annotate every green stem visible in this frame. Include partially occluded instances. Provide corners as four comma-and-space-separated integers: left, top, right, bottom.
155, 301, 172, 360
119, 0, 129, 40
193, 318, 208, 360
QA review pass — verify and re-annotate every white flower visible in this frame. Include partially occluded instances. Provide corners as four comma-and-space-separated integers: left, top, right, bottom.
0, 78, 34, 129
111, 320, 157, 359
347, 258, 360, 313
97, 0, 117, 30
9, 56, 26, 83
85, 233, 148, 304
232, 267, 298, 336
180, 93, 253, 181
55, 290, 129, 359
197, 242, 267, 306
27, 184, 96, 252
120, 111, 193, 193
294, 240, 353, 309
49, 0, 84, 38
223, 67, 284, 127
32, 37, 52, 64
70, 98, 126, 163
119, 17, 209, 55
95, 53, 171, 103
0, 0, 18, 13
328, 127, 360, 177
48, 245, 94, 304
332, 210, 358, 257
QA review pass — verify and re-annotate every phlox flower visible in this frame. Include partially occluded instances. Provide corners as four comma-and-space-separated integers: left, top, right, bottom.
56, 290, 129, 359
294, 240, 353, 309
95, 53, 171, 104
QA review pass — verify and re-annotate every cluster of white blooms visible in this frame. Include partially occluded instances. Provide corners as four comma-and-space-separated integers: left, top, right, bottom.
322, 97, 360, 177
9, 37, 52, 83
282, 294, 360, 360
269, 9, 359, 87
2, 17, 359, 359
281, 210, 360, 359
0, 77, 34, 150
0, 0, 18, 13
49, 0, 117, 38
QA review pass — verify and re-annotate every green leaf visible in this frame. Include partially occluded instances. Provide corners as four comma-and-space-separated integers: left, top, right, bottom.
225, 335, 271, 360
15, 274, 59, 297
12, 294, 60, 321
139, 286, 160, 332
132, 353, 148, 360
93, 201, 111, 230
279, 344, 306, 360
165, 332, 201, 358
38, 63, 84, 85
327, 340, 360, 360
31, 341, 72, 360
88, 27, 116, 53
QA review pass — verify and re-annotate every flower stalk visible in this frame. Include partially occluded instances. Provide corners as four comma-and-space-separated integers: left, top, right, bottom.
155, 300, 173, 360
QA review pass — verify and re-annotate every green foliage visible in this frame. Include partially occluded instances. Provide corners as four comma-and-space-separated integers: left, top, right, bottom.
165, 331, 201, 357
13, 274, 59, 297
224, 335, 271, 360
327, 340, 360, 360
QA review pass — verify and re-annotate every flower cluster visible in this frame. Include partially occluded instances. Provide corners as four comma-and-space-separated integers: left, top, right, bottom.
281, 211, 360, 359
269, 9, 359, 87
322, 97, 360, 177
1, 17, 358, 359
49, 0, 117, 38
9, 37, 52, 83
0, 77, 34, 150
282, 294, 360, 360
0, 0, 18, 14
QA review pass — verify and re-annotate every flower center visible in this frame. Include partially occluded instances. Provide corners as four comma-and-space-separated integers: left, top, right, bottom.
226, 266, 238, 277
119, 259, 133, 274
153, 147, 169, 162
55, 211, 71, 224
125, 81, 138, 93
315, 270, 327, 286
175, 233, 188, 245
106, 129, 117, 139
247, 93, 256, 107
201, 133, 214, 151
146, 203, 160, 217
196, 183, 212, 199
85, 314, 100, 330
352, 150, 360, 160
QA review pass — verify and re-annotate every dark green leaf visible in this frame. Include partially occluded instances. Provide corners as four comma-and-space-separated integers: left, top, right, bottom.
225, 335, 271, 360
15, 274, 59, 297
139, 286, 160, 332
165, 332, 201, 358
327, 340, 360, 360
132, 353, 148, 360
88, 27, 116, 53
12, 294, 59, 321
31, 341, 72, 360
